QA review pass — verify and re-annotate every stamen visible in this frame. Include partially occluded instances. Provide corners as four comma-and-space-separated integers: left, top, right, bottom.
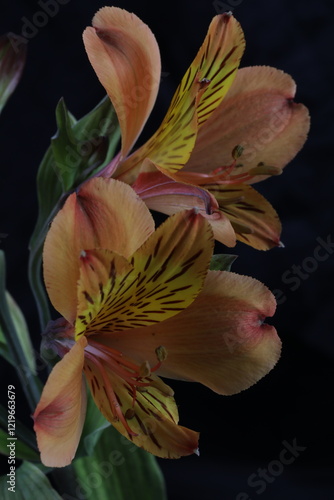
151, 346, 168, 372
125, 408, 136, 420
155, 345, 168, 362
232, 145, 244, 160
139, 361, 151, 378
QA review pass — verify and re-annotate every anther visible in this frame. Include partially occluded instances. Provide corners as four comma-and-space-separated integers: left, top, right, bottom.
232, 145, 244, 160
139, 361, 151, 378
125, 408, 136, 420
155, 346, 168, 362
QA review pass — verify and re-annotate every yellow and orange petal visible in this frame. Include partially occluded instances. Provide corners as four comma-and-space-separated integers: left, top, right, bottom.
117, 12, 245, 183
75, 210, 214, 337
33, 337, 88, 467
83, 7, 161, 159
43, 178, 154, 323
207, 183, 282, 249
94, 271, 280, 395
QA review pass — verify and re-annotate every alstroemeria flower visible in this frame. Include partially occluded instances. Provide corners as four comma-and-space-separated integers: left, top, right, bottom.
33, 177, 281, 467
83, 7, 309, 250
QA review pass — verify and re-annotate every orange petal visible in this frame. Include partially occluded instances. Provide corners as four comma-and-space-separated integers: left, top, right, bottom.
33, 337, 87, 467
95, 271, 280, 395
186, 66, 310, 181
117, 13, 245, 183
133, 170, 236, 247
83, 7, 161, 159
75, 210, 214, 336
208, 183, 282, 249
84, 354, 199, 458
43, 178, 154, 322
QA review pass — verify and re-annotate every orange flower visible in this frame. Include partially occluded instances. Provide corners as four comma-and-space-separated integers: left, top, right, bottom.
33, 178, 281, 467
83, 7, 309, 250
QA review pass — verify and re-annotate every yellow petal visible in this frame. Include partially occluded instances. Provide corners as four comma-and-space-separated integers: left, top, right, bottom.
75, 210, 214, 337
208, 183, 282, 249
117, 13, 245, 183
43, 178, 154, 322
83, 7, 161, 158
186, 66, 310, 182
33, 337, 87, 467
94, 271, 280, 395
84, 353, 199, 458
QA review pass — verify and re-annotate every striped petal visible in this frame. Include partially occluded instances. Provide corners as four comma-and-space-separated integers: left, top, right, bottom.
93, 271, 280, 395
83, 351, 199, 458
207, 183, 281, 249
75, 210, 214, 338
185, 66, 310, 182
43, 178, 154, 323
33, 337, 87, 467
117, 12, 245, 183
83, 7, 161, 159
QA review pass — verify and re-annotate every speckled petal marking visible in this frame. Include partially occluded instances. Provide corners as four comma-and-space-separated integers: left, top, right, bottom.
75, 210, 213, 338
117, 13, 245, 181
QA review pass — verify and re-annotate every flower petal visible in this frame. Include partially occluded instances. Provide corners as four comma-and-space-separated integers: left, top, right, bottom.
208, 183, 281, 249
117, 12, 245, 183
84, 354, 199, 458
83, 7, 161, 159
133, 169, 237, 247
33, 337, 87, 467
186, 66, 310, 181
75, 210, 214, 336
95, 271, 280, 395
43, 178, 154, 322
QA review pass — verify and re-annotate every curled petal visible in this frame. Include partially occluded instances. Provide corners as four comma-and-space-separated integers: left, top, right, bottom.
133, 169, 236, 248
43, 178, 154, 322
95, 271, 280, 395
117, 12, 245, 183
33, 337, 87, 467
83, 7, 161, 159
186, 66, 310, 182
133, 169, 219, 216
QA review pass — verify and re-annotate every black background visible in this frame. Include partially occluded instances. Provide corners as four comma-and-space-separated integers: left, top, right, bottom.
0, 0, 333, 499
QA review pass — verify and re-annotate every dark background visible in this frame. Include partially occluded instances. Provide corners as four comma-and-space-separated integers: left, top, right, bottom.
1, 0, 333, 499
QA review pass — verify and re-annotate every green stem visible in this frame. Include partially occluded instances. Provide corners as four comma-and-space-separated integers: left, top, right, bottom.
0, 252, 42, 411
0, 405, 38, 451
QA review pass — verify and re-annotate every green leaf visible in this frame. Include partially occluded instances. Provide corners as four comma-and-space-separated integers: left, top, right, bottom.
51, 98, 79, 191
0, 428, 39, 462
0, 292, 36, 374
0, 251, 42, 411
73, 426, 167, 500
0, 405, 38, 454
51, 95, 121, 192
0, 33, 26, 114
76, 389, 110, 457
209, 254, 238, 271
0, 461, 62, 499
